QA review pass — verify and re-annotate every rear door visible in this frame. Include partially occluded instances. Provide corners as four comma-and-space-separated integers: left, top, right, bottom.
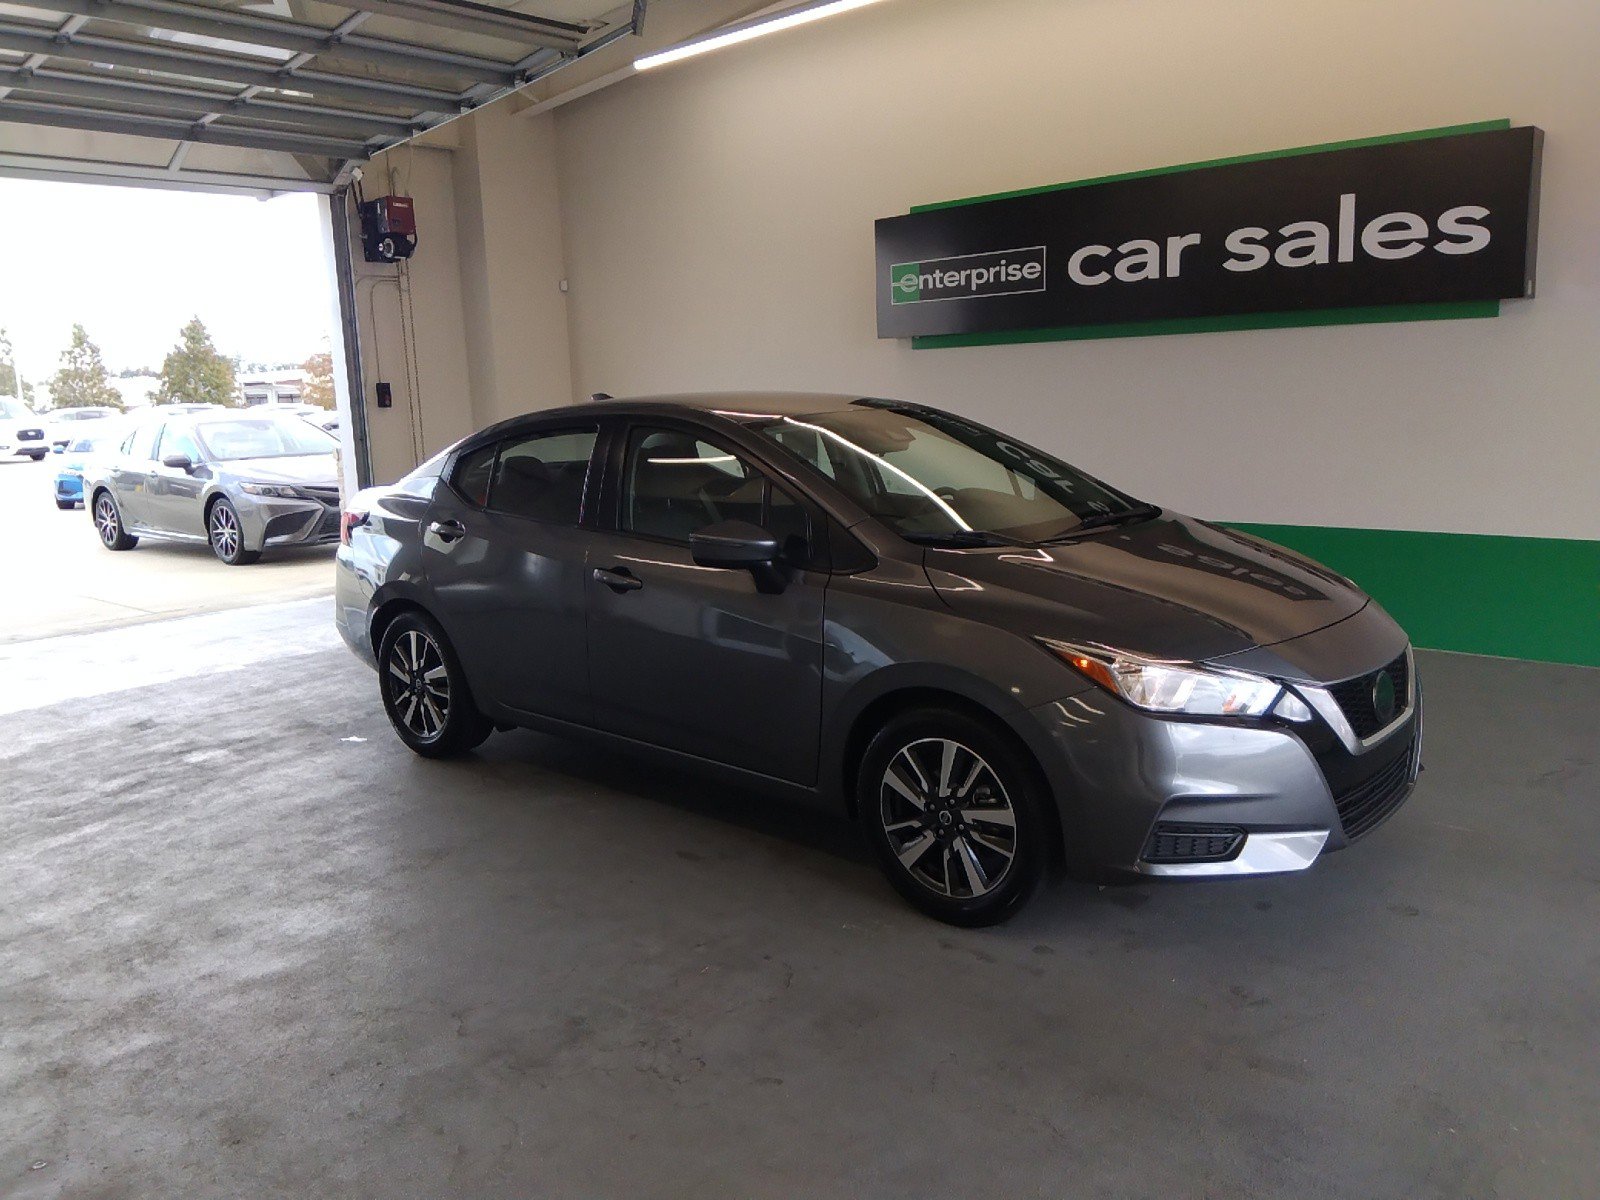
583, 420, 828, 785
422, 421, 602, 725
110, 422, 161, 528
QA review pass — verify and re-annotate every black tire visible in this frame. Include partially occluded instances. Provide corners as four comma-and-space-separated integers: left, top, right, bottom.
92, 490, 139, 551
377, 610, 493, 758
28, 451, 46, 462
207, 498, 261, 565
858, 707, 1049, 927
55, 497, 75, 510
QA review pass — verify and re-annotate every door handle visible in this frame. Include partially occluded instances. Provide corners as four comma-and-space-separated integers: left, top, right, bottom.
593, 566, 643, 593
428, 518, 466, 542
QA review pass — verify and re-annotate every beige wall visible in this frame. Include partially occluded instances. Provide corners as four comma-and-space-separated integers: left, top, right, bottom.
357, 0, 1600, 540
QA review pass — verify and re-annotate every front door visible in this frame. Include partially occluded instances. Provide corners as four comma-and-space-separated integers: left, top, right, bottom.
585, 423, 826, 785
109, 421, 161, 528
422, 423, 601, 726
145, 423, 207, 537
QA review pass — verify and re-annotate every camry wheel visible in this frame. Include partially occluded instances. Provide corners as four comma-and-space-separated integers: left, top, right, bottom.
859, 709, 1048, 926
378, 611, 492, 758
93, 491, 138, 551
208, 499, 260, 565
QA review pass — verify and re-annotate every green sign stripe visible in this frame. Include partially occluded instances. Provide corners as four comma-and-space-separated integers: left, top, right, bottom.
1226, 523, 1600, 668
909, 119, 1513, 215
912, 300, 1499, 349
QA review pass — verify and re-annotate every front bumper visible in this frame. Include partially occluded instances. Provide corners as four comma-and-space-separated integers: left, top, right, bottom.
235, 492, 342, 551
1024, 666, 1421, 880
54, 473, 84, 501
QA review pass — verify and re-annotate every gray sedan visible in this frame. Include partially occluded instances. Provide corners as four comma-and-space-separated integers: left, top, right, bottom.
84, 411, 341, 565
334, 393, 1421, 926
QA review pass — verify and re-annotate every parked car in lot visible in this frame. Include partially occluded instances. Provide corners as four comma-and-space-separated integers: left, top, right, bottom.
0, 396, 49, 461
53, 426, 126, 508
85, 411, 341, 565
336, 393, 1420, 925
46, 405, 121, 450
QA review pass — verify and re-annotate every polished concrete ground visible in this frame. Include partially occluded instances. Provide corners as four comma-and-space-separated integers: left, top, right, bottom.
3, 601, 1597, 1198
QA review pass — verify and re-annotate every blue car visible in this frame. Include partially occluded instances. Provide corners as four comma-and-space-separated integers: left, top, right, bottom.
54, 430, 121, 509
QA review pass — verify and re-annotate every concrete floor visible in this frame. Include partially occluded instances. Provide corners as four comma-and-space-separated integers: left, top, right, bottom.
3, 600, 1597, 1198
0, 458, 336, 644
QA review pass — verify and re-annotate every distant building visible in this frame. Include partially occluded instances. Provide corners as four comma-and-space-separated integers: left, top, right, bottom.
239, 368, 306, 407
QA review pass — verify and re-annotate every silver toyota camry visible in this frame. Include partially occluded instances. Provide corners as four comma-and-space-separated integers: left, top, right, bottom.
83, 410, 341, 565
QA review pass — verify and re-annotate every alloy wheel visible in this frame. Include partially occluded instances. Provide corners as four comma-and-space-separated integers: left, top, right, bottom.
94, 495, 119, 546
209, 503, 241, 560
387, 629, 452, 740
879, 738, 1018, 899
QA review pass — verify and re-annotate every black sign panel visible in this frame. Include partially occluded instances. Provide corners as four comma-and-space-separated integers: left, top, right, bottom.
875, 125, 1542, 340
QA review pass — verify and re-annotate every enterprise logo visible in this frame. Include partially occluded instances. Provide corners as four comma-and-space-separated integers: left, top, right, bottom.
891, 246, 1047, 305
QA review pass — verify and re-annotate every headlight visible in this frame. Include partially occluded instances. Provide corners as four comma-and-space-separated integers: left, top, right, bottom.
1040, 639, 1307, 720
240, 483, 297, 498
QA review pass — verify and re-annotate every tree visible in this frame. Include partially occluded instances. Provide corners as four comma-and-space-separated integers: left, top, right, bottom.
301, 348, 335, 410
0, 328, 18, 399
155, 317, 237, 407
49, 324, 123, 410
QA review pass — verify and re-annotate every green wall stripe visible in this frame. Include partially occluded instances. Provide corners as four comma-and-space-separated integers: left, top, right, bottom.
909, 119, 1513, 214
1228, 523, 1600, 668
904, 118, 1513, 347
912, 300, 1498, 349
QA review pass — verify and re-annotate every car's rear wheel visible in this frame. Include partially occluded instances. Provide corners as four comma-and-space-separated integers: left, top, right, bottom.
208, 498, 260, 565
858, 708, 1049, 926
378, 611, 493, 758
93, 491, 138, 550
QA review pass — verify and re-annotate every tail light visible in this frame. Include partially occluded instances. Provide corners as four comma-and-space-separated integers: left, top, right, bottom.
340, 509, 368, 545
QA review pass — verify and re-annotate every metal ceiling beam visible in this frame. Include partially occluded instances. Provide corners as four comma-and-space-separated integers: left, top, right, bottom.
0, 97, 370, 159
15, 0, 519, 84
0, 150, 336, 194
0, 21, 463, 110
0, 67, 415, 139
331, 0, 592, 48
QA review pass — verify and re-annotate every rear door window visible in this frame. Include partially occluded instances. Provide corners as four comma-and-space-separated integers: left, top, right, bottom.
451, 443, 497, 507
488, 427, 598, 525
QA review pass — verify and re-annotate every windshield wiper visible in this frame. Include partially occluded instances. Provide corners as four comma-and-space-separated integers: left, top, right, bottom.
1048, 504, 1163, 539
902, 529, 1024, 548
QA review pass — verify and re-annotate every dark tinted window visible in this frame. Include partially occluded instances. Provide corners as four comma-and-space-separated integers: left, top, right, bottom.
489, 427, 597, 524
452, 443, 496, 506
622, 426, 808, 556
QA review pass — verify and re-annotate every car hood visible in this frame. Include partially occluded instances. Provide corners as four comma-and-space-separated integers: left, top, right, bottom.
216, 453, 339, 486
922, 512, 1367, 662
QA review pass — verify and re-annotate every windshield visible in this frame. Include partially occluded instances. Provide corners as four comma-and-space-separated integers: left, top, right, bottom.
756, 400, 1147, 542
194, 417, 336, 461
0, 397, 35, 420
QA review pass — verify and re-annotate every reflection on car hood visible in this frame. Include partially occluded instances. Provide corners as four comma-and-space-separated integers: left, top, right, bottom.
923, 512, 1367, 662
216, 454, 339, 486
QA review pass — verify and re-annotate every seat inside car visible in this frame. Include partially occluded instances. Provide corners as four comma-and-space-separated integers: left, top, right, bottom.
629, 432, 762, 539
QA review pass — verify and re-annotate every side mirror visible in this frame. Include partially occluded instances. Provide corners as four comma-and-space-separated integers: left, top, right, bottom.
691, 520, 779, 569
691, 519, 791, 593
162, 454, 194, 472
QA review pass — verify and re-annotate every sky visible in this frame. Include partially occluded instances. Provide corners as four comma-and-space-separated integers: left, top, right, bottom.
0, 178, 335, 393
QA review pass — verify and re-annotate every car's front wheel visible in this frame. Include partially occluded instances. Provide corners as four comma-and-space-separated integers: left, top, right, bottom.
92, 491, 138, 551
208, 498, 260, 565
859, 708, 1050, 926
378, 611, 493, 758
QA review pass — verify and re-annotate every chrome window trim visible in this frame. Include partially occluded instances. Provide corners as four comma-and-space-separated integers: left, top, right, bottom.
1138, 829, 1329, 877
1294, 645, 1416, 756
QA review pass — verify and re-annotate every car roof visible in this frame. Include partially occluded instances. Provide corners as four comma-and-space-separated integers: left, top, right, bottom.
510, 391, 883, 427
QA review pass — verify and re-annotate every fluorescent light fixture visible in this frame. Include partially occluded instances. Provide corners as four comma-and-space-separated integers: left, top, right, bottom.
634, 0, 891, 71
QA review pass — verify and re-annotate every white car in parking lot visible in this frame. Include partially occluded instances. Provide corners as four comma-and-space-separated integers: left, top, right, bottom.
0, 396, 49, 461
46, 405, 122, 450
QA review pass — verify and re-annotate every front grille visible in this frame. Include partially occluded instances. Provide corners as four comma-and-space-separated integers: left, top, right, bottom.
1326, 650, 1410, 738
19, 428, 43, 441
1333, 737, 1418, 840
295, 485, 341, 506
1142, 823, 1246, 864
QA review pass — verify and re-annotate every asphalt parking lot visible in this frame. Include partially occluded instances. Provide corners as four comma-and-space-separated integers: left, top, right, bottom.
3, 596, 1597, 1197
0, 456, 335, 644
